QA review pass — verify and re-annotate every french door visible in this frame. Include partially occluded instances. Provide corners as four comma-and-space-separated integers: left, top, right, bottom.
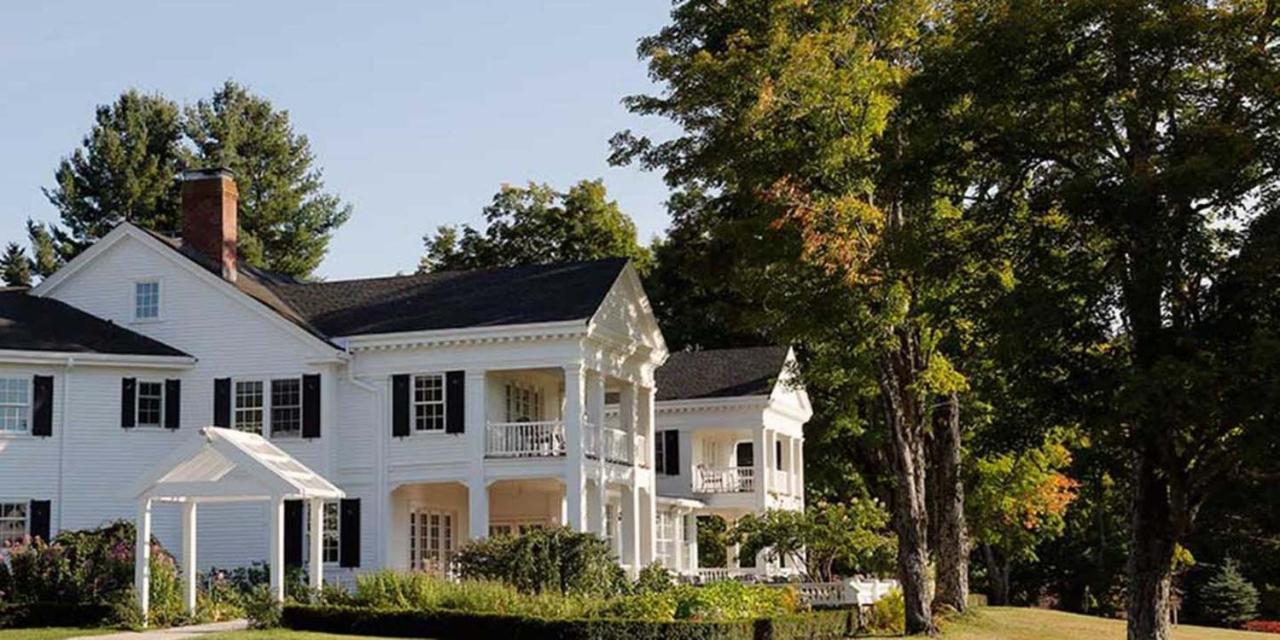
409, 508, 456, 573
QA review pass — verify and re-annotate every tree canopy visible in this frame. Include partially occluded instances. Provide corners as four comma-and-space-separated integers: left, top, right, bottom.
419, 179, 652, 273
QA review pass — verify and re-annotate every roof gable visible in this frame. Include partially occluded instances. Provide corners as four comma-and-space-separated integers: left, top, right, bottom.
0, 288, 189, 358
588, 262, 667, 356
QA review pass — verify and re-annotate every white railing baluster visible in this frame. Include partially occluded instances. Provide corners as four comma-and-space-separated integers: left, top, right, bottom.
485, 421, 568, 458
693, 466, 756, 493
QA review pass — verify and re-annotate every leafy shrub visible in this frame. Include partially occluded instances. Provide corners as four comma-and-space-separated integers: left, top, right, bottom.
1193, 558, 1259, 628
634, 563, 675, 595
670, 582, 797, 622
244, 584, 283, 629
861, 589, 904, 634
1244, 620, 1280, 634
454, 527, 627, 596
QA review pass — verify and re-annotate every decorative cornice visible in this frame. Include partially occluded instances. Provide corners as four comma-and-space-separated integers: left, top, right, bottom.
655, 396, 771, 415
342, 320, 589, 352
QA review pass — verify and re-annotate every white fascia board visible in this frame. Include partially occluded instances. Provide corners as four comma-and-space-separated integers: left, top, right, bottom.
341, 319, 590, 350
655, 396, 771, 414
0, 350, 196, 369
34, 224, 345, 362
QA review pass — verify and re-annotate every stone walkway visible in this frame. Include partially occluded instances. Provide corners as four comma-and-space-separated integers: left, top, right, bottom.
71, 619, 249, 639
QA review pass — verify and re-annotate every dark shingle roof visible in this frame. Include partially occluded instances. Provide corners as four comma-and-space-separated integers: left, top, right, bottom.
655, 346, 789, 402
0, 289, 190, 358
140, 224, 629, 340
267, 259, 628, 337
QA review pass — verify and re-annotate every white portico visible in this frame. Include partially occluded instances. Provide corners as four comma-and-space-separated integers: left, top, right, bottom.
125, 427, 344, 623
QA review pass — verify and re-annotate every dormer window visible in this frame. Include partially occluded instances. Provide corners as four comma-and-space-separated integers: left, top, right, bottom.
134, 281, 160, 320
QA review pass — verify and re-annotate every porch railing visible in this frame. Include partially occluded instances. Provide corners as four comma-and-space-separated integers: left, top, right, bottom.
486, 421, 566, 458
603, 426, 632, 464
693, 466, 755, 494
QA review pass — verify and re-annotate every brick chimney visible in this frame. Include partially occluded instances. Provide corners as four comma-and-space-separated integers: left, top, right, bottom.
180, 168, 238, 282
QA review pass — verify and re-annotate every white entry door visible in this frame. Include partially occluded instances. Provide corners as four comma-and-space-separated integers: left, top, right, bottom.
409, 509, 456, 573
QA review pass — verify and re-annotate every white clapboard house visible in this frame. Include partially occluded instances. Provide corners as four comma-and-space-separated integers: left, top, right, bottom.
0, 168, 809, 580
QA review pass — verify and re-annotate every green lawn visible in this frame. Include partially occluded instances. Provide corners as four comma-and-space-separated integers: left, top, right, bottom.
0, 629, 114, 640
203, 632, 400, 639
942, 607, 1274, 640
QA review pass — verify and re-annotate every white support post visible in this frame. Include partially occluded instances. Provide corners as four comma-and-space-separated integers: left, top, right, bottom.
685, 513, 700, 573
563, 365, 586, 530
135, 498, 152, 625
468, 479, 489, 540
671, 509, 683, 573
641, 488, 656, 567
797, 440, 806, 508
466, 370, 487, 471
268, 496, 286, 603
639, 385, 655, 469
308, 499, 324, 593
181, 501, 198, 615
587, 480, 606, 536
753, 427, 767, 504
621, 484, 640, 571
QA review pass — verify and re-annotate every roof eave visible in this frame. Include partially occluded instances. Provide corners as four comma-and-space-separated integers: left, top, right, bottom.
0, 349, 197, 369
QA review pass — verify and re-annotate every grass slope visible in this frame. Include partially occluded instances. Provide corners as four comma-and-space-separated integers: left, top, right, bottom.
0, 629, 113, 640
944, 607, 1273, 640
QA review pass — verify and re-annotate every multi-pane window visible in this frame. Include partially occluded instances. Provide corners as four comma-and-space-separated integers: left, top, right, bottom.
413, 374, 445, 432
305, 502, 340, 564
234, 381, 265, 434
0, 502, 27, 546
488, 521, 547, 537
654, 432, 666, 474
655, 511, 675, 569
504, 383, 543, 422
134, 281, 160, 320
0, 378, 30, 434
136, 381, 164, 427
409, 509, 454, 573
270, 379, 302, 437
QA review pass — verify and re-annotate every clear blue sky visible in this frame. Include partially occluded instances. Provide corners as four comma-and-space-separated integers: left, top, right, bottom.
0, 1, 679, 279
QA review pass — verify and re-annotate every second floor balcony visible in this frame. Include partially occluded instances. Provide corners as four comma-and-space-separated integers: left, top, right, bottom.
484, 419, 646, 465
693, 465, 755, 494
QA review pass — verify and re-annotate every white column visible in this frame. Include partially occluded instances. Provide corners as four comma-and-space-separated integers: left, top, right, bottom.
671, 509, 683, 572
181, 501, 198, 615
563, 365, 586, 530
587, 480, 605, 536
308, 499, 324, 592
466, 370, 487, 465
638, 385, 655, 468
797, 440, 806, 508
753, 427, 767, 503
685, 513, 699, 573
135, 498, 152, 625
619, 383, 636, 463
641, 487, 656, 566
587, 371, 605, 432
789, 438, 800, 496
621, 484, 640, 570
268, 496, 286, 602
468, 479, 489, 540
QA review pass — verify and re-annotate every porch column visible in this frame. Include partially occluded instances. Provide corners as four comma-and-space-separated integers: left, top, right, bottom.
268, 496, 286, 602
181, 501, 198, 615
468, 479, 489, 540
587, 370, 605, 435
564, 365, 586, 530
797, 440, 806, 508
638, 385, 655, 468
619, 382, 636, 463
753, 427, 767, 503
135, 498, 152, 625
465, 370, 488, 469
621, 484, 640, 570
641, 487, 657, 566
789, 437, 800, 496
308, 498, 324, 592
587, 480, 606, 536
671, 509, 683, 572
685, 513, 699, 573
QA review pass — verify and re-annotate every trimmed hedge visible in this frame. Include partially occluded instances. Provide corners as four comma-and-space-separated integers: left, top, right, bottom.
0, 602, 114, 629
283, 604, 855, 640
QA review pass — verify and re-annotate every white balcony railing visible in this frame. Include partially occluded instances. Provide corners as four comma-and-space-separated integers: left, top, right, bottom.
602, 426, 632, 464
486, 421, 565, 458
636, 433, 648, 467
693, 466, 755, 494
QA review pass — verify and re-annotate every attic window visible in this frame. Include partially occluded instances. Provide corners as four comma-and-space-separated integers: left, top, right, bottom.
135, 281, 160, 320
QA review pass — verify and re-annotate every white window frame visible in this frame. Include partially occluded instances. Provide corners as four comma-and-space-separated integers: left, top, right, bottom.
233, 376, 305, 438
412, 374, 446, 433
655, 430, 666, 474
655, 510, 676, 569
0, 502, 28, 546
408, 507, 457, 573
0, 377, 31, 435
269, 378, 303, 438
134, 380, 166, 428
305, 501, 341, 565
133, 280, 162, 322
487, 517, 551, 538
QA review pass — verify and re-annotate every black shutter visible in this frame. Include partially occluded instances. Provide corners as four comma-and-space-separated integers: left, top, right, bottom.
164, 379, 181, 430
664, 430, 680, 476
302, 374, 321, 439
391, 375, 410, 437
213, 378, 231, 428
32, 375, 53, 437
445, 371, 464, 434
284, 500, 304, 567
736, 441, 754, 468
29, 500, 50, 542
121, 378, 136, 428
775, 440, 783, 470
339, 498, 360, 568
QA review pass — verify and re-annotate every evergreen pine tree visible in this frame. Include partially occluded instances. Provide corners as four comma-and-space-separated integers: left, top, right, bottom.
26, 219, 63, 279
1197, 558, 1260, 628
0, 243, 31, 287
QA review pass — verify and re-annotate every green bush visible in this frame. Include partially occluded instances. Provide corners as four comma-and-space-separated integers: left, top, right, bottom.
244, 584, 283, 629
861, 589, 904, 634
634, 563, 676, 595
671, 582, 798, 622
1194, 558, 1259, 628
283, 603, 848, 640
455, 527, 628, 597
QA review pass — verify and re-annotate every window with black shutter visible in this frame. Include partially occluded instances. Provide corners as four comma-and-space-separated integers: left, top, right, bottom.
302, 374, 321, 438
164, 380, 181, 430
664, 430, 680, 476
121, 378, 137, 428
32, 375, 53, 437
339, 498, 361, 567
213, 378, 231, 428
445, 371, 464, 434
28, 500, 50, 542
391, 375, 410, 437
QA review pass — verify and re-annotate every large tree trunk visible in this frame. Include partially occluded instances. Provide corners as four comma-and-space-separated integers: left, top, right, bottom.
1126, 450, 1175, 640
931, 392, 968, 613
879, 330, 936, 636
982, 543, 1011, 606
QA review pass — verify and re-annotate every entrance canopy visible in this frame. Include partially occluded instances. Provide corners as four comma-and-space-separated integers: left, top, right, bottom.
125, 427, 344, 624
126, 426, 344, 503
